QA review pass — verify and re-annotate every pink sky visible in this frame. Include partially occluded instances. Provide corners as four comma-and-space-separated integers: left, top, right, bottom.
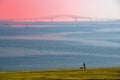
0, 0, 120, 20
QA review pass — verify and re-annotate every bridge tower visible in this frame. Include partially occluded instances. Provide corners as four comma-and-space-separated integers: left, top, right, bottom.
74, 17, 78, 22
50, 18, 54, 22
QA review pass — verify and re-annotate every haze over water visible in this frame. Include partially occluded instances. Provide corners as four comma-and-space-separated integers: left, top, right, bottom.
0, 22, 120, 71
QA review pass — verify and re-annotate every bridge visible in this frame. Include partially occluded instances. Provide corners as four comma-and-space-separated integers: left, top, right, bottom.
0, 15, 116, 26
6, 15, 112, 22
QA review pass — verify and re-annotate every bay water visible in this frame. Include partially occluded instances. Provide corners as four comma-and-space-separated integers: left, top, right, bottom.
0, 22, 120, 71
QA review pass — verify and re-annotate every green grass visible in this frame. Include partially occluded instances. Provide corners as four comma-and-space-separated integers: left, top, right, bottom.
0, 68, 120, 80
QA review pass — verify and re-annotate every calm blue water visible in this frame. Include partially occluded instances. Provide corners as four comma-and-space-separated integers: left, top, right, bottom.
0, 22, 120, 71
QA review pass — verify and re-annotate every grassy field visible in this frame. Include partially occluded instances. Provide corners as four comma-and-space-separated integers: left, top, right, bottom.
0, 68, 120, 80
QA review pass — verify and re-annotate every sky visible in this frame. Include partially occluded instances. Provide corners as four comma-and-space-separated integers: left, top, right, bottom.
0, 0, 120, 20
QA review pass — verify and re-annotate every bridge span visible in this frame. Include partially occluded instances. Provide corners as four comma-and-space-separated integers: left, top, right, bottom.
6, 15, 112, 22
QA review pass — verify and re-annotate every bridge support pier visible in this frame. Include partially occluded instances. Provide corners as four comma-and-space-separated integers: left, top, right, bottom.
74, 17, 78, 23
50, 18, 53, 22
74, 17, 79, 27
